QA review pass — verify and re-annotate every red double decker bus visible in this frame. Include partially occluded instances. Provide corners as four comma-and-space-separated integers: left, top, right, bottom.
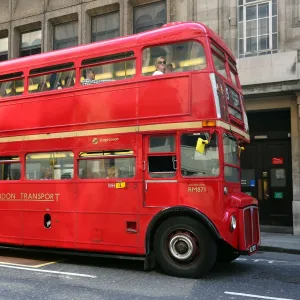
0, 22, 260, 278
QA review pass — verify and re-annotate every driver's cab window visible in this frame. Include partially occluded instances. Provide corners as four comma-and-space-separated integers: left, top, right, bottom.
142, 41, 206, 76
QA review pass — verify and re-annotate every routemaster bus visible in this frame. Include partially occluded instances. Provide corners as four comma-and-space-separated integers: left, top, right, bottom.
0, 21, 259, 278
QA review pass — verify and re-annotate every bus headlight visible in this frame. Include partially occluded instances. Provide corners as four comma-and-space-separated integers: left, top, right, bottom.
230, 215, 237, 232
224, 186, 228, 195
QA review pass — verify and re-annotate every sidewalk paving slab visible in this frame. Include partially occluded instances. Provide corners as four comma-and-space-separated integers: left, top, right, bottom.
259, 232, 300, 255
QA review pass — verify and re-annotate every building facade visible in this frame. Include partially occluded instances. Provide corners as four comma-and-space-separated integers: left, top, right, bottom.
0, 0, 299, 235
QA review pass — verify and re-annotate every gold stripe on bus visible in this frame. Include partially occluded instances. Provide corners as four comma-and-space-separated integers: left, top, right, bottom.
0, 121, 249, 144
217, 120, 250, 140
139, 121, 203, 132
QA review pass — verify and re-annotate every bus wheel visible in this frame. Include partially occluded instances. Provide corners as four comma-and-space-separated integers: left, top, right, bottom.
154, 217, 217, 278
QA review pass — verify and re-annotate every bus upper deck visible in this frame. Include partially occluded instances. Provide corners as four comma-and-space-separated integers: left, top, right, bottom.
0, 22, 248, 142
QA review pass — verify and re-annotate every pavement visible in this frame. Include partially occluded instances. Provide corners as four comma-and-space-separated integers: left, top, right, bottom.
259, 231, 300, 255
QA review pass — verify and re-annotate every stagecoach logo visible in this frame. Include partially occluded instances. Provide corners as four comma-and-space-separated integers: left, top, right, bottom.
0, 193, 60, 202
92, 137, 119, 144
187, 184, 207, 193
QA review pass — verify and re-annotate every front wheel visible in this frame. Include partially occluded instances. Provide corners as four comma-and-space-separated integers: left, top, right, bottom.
154, 217, 217, 278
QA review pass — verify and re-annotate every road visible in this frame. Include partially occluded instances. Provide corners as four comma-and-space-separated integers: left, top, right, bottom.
0, 249, 298, 300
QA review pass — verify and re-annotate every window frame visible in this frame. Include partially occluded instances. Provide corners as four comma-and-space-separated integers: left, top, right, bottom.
0, 36, 8, 62
25, 151, 75, 181
140, 39, 208, 77
53, 21, 78, 51
145, 134, 177, 179
222, 132, 240, 183
133, 0, 166, 34
0, 156, 22, 181
91, 11, 120, 43
80, 51, 136, 85
77, 150, 136, 180
238, 0, 278, 58
20, 29, 42, 58
180, 131, 220, 179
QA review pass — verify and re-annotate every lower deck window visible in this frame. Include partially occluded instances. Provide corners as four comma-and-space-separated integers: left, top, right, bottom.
0, 156, 21, 180
78, 154, 135, 179
26, 152, 74, 180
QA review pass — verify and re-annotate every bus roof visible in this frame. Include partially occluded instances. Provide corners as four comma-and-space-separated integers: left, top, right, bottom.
0, 22, 235, 75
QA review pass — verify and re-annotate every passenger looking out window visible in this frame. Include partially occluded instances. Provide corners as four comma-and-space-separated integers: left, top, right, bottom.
142, 41, 206, 76
152, 56, 166, 75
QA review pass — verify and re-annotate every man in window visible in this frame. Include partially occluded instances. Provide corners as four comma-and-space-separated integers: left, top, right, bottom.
152, 56, 166, 75
82, 68, 98, 85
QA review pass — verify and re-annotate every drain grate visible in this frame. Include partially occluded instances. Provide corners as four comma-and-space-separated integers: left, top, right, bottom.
253, 271, 300, 284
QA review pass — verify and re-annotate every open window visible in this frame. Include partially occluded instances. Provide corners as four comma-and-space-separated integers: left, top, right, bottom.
146, 135, 176, 178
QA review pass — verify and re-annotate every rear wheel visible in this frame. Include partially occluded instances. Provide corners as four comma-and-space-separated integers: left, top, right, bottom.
153, 216, 217, 278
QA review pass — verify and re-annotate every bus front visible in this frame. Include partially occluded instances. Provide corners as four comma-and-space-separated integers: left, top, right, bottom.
207, 36, 260, 258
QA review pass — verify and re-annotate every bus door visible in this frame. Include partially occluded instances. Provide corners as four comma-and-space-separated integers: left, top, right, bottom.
143, 134, 178, 207
76, 149, 139, 250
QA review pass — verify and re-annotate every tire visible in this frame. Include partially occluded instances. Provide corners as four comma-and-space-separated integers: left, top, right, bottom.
153, 216, 217, 278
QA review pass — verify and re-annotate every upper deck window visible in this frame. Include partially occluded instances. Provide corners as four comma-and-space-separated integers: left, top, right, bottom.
0, 72, 24, 98
211, 44, 227, 78
28, 63, 75, 93
80, 52, 135, 85
142, 41, 206, 76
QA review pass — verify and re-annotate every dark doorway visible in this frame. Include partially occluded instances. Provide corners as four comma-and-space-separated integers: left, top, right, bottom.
241, 110, 293, 226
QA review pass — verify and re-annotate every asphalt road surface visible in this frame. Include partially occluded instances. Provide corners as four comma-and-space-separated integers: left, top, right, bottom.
0, 249, 298, 300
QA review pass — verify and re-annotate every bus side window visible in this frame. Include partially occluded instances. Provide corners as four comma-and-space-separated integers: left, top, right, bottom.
147, 136, 176, 178
142, 41, 207, 76
29, 69, 76, 93
78, 150, 135, 179
25, 152, 74, 180
0, 79, 24, 98
80, 51, 136, 85
0, 156, 21, 180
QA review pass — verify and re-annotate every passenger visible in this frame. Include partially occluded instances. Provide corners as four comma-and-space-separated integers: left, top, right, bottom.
49, 73, 61, 90
152, 56, 166, 75
165, 63, 174, 74
82, 69, 98, 85
41, 166, 53, 180
37, 81, 48, 92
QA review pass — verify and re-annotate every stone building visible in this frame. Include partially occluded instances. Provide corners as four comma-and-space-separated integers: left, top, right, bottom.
0, 0, 299, 235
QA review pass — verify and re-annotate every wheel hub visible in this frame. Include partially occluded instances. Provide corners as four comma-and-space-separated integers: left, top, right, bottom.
169, 234, 195, 260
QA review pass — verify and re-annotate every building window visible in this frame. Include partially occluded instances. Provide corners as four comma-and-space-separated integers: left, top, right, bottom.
21, 30, 41, 57
133, 1, 166, 34
53, 22, 78, 50
238, 0, 278, 58
0, 36, 8, 62
92, 11, 120, 42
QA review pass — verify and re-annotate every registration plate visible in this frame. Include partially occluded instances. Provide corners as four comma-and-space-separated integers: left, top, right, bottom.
249, 245, 257, 253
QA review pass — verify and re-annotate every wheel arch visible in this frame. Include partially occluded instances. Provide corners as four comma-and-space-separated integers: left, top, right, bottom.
145, 206, 221, 255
